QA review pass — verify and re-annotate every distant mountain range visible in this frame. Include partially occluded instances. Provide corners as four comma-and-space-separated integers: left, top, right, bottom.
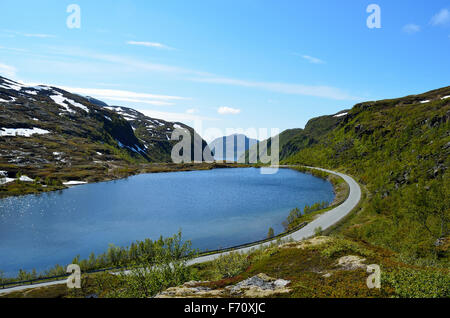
0, 76, 211, 169
209, 134, 258, 162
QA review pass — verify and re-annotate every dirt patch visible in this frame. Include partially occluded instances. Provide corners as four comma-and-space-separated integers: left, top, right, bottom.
280, 236, 332, 250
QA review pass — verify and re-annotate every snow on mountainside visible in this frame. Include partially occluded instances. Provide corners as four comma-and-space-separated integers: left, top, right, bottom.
0, 76, 210, 167
104, 105, 212, 162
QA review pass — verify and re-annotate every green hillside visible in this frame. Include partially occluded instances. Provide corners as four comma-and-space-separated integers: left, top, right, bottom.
241, 110, 349, 162
284, 87, 450, 266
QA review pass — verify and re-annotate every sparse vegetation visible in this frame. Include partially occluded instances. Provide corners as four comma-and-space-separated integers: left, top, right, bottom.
283, 88, 450, 266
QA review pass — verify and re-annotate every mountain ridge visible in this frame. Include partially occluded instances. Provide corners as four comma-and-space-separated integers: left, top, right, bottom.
0, 75, 211, 166
209, 134, 258, 162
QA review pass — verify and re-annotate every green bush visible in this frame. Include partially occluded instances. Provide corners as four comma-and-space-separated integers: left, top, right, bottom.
383, 268, 450, 298
321, 238, 374, 258
212, 252, 250, 279
104, 231, 197, 298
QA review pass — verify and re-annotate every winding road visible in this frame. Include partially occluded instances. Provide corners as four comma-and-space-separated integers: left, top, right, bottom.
188, 167, 361, 265
0, 166, 361, 295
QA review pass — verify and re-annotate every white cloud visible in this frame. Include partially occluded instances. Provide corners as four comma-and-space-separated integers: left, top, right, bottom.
0, 63, 17, 78
55, 86, 188, 106
192, 76, 360, 101
126, 41, 174, 50
217, 106, 241, 115
186, 108, 198, 114
301, 55, 325, 64
402, 24, 421, 34
137, 109, 218, 123
431, 9, 450, 26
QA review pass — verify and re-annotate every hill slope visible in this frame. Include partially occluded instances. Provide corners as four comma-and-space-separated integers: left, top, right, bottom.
0, 76, 211, 189
241, 110, 349, 162
284, 86, 450, 264
209, 134, 258, 161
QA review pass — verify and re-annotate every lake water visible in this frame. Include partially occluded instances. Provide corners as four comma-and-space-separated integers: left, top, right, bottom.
0, 168, 334, 276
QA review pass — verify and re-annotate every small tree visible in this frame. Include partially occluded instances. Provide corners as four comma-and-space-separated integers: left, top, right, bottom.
282, 208, 302, 230
105, 231, 197, 298
267, 227, 275, 239
314, 226, 323, 236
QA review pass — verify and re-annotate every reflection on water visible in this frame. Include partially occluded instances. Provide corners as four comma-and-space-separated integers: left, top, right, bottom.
0, 168, 334, 276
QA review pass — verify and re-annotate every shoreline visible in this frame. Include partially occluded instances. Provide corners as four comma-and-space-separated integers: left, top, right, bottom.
0, 166, 360, 294
0, 162, 252, 199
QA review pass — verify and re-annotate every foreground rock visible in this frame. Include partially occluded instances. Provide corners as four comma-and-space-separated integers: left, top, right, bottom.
155, 274, 291, 298
322, 255, 367, 278
225, 273, 291, 297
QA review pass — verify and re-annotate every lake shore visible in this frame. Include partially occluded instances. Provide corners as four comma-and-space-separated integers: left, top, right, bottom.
0, 162, 253, 199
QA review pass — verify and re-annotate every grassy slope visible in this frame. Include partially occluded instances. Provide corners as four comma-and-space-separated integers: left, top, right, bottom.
284, 87, 450, 266
241, 110, 348, 162
5, 236, 448, 298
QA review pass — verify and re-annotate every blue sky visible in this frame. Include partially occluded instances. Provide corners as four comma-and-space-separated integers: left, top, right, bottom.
0, 0, 449, 140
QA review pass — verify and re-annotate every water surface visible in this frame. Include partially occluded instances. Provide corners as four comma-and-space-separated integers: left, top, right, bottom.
0, 168, 334, 276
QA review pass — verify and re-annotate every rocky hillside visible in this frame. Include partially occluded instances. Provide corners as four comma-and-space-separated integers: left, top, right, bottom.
0, 76, 211, 187
284, 86, 450, 264
103, 106, 210, 163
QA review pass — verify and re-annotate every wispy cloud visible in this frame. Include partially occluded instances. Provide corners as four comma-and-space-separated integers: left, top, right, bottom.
191, 76, 360, 101
13, 46, 359, 102
126, 41, 174, 50
137, 109, 218, 123
55, 86, 189, 106
47, 47, 209, 77
0, 46, 28, 53
217, 106, 241, 115
300, 55, 325, 64
23, 33, 55, 38
0, 63, 17, 78
431, 8, 450, 26
1, 30, 56, 38
402, 24, 421, 34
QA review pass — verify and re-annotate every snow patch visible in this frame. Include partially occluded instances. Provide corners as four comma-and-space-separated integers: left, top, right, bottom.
0, 79, 25, 91
334, 112, 348, 118
420, 100, 430, 104
19, 176, 34, 182
32, 85, 51, 91
50, 93, 90, 113
0, 177, 15, 185
63, 181, 87, 186
0, 127, 50, 137
441, 95, 450, 100
0, 96, 16, 103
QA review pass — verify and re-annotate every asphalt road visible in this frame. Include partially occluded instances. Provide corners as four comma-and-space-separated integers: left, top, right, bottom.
0, 166, 361, 295
188, 167, 361, 265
